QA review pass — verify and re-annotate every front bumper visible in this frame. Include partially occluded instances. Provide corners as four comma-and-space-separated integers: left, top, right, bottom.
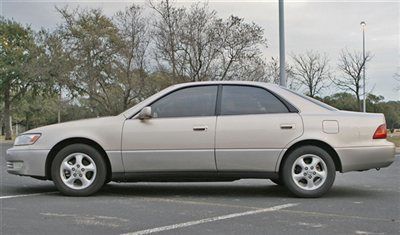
336, 145, 396, 172
6, 147, 49, 177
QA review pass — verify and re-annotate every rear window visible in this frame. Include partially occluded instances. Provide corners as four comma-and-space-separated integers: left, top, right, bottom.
282, 88, 338, 111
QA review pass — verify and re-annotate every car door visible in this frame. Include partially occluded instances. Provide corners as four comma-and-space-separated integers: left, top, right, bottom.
122, 85, 218, 172
215, 85, 303, 172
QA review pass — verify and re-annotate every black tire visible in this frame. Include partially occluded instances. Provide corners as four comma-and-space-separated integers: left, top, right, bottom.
51, 144, 107, 196
282, 145, 336, 198
270, 178, 284, 186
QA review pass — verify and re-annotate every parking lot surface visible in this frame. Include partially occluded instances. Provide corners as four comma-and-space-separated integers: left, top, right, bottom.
1, 142, 399, 235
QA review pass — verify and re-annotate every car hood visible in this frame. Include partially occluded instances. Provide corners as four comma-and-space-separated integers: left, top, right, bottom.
24, 115, 125, 134
17, 115, 127, 150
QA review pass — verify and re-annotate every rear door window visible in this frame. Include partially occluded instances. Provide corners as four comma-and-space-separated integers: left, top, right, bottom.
220, 85, 289, 115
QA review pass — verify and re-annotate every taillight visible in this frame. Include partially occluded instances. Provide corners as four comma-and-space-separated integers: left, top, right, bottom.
373, 124, 387, 139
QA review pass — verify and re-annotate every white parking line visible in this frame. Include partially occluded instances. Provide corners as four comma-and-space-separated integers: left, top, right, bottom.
0, 192, 57, 199
122, 203, 298, 235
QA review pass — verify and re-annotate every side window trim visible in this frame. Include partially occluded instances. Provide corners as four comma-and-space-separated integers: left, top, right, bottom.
215, 85, 223, 116
129, 84, 298, 119
217, 84, 298, 116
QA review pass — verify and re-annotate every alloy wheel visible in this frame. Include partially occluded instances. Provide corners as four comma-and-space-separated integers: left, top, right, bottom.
291, 154, 327, 191
59, 153, 97, 190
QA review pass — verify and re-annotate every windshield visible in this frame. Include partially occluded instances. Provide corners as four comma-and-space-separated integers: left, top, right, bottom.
282, 87, 338, 111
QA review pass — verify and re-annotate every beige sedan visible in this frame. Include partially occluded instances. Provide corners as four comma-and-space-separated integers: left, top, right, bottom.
6, 81, 395, 197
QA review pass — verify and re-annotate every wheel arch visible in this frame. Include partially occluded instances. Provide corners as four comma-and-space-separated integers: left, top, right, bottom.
278, 139, 342, 173
45, 137, 112, 181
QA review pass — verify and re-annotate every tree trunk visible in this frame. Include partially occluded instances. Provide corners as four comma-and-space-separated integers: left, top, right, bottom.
308, 82, 314, 98
25, 112, 29, 130
4, 83, 12, 140
356, 94, 362, 112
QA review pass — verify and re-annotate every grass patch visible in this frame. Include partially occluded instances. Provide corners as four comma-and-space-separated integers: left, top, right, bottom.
387, 134, 400, 147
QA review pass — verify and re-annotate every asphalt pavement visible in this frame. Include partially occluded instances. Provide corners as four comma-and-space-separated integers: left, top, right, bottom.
1, 142, 399, 235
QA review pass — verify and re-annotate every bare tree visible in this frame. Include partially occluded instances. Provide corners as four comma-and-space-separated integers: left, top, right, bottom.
150, 1, 267, 82
114, 5, 150, 109
291, 51, 331, 98
177, 3, 219, 81
336, 49, 372, 111
264, 57, 296, 88
231, 57, 268, 82
149, 0, 185, 80
214, 15, 267, 81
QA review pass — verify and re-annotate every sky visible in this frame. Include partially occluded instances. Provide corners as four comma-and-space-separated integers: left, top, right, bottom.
1, 0, 399, 101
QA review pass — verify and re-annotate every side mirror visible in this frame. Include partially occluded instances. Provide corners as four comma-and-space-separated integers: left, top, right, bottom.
138, 106, 152, 120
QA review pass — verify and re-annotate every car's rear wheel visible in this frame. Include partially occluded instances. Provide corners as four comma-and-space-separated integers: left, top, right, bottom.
282, 145, 335, 198
51, 144, 106, 196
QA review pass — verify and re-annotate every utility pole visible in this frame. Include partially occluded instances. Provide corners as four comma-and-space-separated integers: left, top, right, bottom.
279, 0, 286, 87
361, 21, 366, 112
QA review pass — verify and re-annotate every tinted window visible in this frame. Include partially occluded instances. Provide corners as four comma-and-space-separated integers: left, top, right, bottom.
282, 87, 337, 111
220, 86, 289, 115
151, 86, 218, 118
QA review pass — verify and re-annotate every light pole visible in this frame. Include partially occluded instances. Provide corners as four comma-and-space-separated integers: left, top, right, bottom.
279, 0, 286, 87
360, 21, 366, 112
58, 88, 61, 123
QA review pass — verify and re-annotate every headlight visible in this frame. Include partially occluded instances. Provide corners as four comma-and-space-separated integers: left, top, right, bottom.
14, 134, 41, 146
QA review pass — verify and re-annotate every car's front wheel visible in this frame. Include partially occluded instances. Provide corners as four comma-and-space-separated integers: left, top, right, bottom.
51, 144, 107, 196
282, 145, 336, 198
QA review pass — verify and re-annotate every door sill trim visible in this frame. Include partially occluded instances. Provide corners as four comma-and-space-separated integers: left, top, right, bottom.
111, 171, 278, 182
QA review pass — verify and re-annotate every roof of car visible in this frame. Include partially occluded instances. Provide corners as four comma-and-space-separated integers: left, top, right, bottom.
170, 80, 279, 89
120, 80, 335, 118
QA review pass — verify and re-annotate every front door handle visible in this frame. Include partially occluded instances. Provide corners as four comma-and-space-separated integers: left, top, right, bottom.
193, 125, 208, 131
280, 124, 295, 130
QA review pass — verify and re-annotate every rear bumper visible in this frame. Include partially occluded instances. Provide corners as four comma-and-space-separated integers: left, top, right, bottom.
6, 147, 49, 177
336, 145, 396, 172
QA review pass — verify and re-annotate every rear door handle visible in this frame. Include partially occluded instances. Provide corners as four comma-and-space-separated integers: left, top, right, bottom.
193, 125, 208, 131
280, 124, 295, 130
